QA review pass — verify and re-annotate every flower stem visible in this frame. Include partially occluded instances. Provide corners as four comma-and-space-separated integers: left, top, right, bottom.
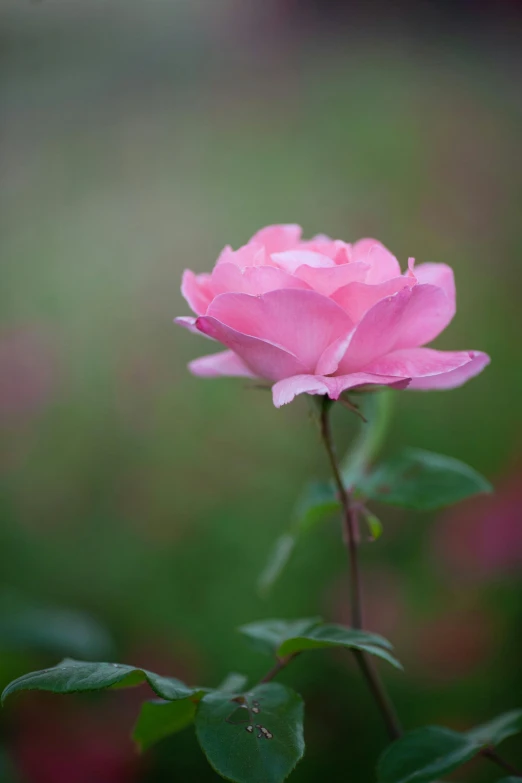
319, 397, 402, 742
259, 654, 299, 684
482, 747, 522, 777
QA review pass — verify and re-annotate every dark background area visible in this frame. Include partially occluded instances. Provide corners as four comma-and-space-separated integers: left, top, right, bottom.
1, 1, 521, 781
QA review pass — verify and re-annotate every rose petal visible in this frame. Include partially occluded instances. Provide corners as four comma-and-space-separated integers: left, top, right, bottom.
336, 284, 453, 373
271, 250, 335, 274
272, 373, 411, 407
216, 242, 267, 268
294, 261, 369, 296
174, 316, 214, 339
249, 224, 302, 254
206, 289, 353, 372
364, 348, 490, 390
332, 276, 415, 322
195, 315, 306, 381
392, 283, 455, 350
189, 350, 256, 378
211, 263, 310, 296
351, 240, 402, 283
181, 270, 214, 315
414, 262, 456, 314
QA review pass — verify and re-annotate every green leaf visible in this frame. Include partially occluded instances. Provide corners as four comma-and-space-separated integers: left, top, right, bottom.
276, 624, 402, 670
360, 448, 492, 511
217, 673, 248, 694
238, 619, 400, 669
494, 779, 522, 782
133, 698, 196, 751
238, 618, 322, 657
195, 683, 305, 783
467, 709, 522, 746
377, 711, 522, 783
1, 658, 199, 704
377, 726, 480, 783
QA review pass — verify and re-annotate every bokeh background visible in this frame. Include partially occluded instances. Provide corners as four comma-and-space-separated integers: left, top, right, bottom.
1, 1, 521, 781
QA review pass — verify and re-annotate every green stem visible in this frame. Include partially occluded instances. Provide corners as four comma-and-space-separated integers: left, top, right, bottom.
259, 654, 298, 684
319, 397, 402, 742
482, 747, 522, 777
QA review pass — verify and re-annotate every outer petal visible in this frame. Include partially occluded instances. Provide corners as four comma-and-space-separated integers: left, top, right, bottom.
189, 350, 256, 378
364, 348, 490, 390
249, 224, 302, 254
351, 240, 402, 284
181, 270, 214, 315
205, 289, 353, 372
414, 262, 456, 315
174, 316, 214, 339
272, 373, 411, 407
332, 276, 415, 322
293, 261, 369, 296
336, 284, 453, 373
392, 283, 455, 350
211, 263, 310, 296
195, 315, 306, 381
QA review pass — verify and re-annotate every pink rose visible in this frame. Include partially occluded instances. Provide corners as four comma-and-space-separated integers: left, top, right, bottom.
176, 224, 489, 406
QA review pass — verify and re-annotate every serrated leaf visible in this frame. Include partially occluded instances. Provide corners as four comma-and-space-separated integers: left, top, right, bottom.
133, 698, 196, 751
377, 726, 480, 783
276, 624, 401, 670
238, 618, 322, 657
217, 673, 248, 694
466, 709, 522, 746
195, 683, 305, 783
1, 658, 199, 704
360, 448, 492, 511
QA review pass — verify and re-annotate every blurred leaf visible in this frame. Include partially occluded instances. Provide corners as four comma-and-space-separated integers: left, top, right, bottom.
341, 390, 394, 488
2, 658, 202, 703
467, 709, 522, 746
133, 698, 196, 751
293, 482, 340, 533
0, 592, 113, 660
359, 448, 492, 511
377, 727, 480, 783
195, 683, 305, 783
277, 624, 402, 670
257, 535, 298, 597
362, 510, 383, 541
257, 483, 339, 595
377, 711, 522, 783
494, 779, 522, 782
216, 673, 248, 694
238, 618, 322, 656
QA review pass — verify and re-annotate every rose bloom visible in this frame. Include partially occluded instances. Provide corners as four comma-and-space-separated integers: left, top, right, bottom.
176, 225, 489, 406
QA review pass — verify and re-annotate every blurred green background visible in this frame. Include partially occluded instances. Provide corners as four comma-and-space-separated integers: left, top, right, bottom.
1, 1, 521, 781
